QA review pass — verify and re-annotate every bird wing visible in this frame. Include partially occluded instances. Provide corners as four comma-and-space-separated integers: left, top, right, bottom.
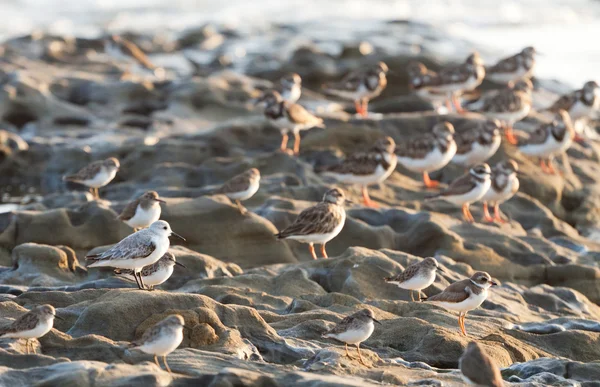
487, 53, 519, 74
87, 233, 156, 261
218, 172, 251, 194
277, 203, 341, 237
395, 134, 436, 159
548, 91, 578, 112
482, 90, 528, 113
438, 174, 477, 197
117, 197, 142, 221
285, 103, 322, 126
427, 279, 471, 303
322, 152, 383, 176
386, 263, 420, 283
324, 314, 358, 335
0, 312, 39, 335
64, 160, 103, 182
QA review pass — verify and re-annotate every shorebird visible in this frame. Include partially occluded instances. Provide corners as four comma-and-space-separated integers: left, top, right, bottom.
267, 73, 302, 103
114, 252, 186, 290
426, 271, 497, 336
459, 342, 504, 387
216, 168, 261, 214
318, 136, 397, 208
0, 305, 61, 354
63, 157, 120, 199
131, 314, 185, 375
452, 119, 502, 168
407, 61, 453, 112
86, 220, 185, 290
481, 160, 519, 223
117, 191, 166, 232
385, 257, 441, 301
275, 188, 347, 259
486, 46, 537, 85
547, 80, 600, 122
322, 308, 381, 366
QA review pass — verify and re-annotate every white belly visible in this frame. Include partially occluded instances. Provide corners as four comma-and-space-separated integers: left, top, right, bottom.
285, 211, 345, 244
138, 329, 183, 356
434, 289, 488, 313
126, 205, 161, 229
441, 180, 491, 206
487, 67, 531, 84
398, 141, 456, 173
389, 271, 436, 291
3, 319, 52, 339
81, 168, 117, 188
282, 85, 301, 103
225, 179, 260, 201
483, 104, 530, 124
89, 236, 169, 271
519, 134, 571, 158
325, 321, 374, 345
452, 137, 500, 167
481, 177, 519, 204
569, 100, 594, 120
118, 265, 173, 287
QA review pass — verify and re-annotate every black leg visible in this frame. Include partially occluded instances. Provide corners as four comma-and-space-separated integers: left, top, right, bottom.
131, 271, 141, 289
138, 272, 147, 290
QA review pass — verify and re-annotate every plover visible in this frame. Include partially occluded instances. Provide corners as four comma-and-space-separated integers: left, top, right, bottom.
117, 191, 166, 232
275, 188, 347, 259
114, 252, 186, 290
426, 271, 497, 336
131, 314, 185, 375
318, 136, 397, 208
321, 308, 381, 366
452, 119, 502, 168
273, 73, 302, 103
216, 168, 261, 214
63, 157, 120, 199
419, 52, 486, 113
257, 90, 324, 155
0, 304, 61, 354
104, 35, 162, 78
323, 62, 389, 117
481, 160, 519, 223
486, 46, 537, 85
476, 79, 533, 145
517, 110, 574, 175
427, 163, 492, 223
396, 122, 457, 188
384, 257, 440, 301
86, 220, 185, 290
547, 80, 600, 122
459, 342, 504, 387
407, 61, 455, 112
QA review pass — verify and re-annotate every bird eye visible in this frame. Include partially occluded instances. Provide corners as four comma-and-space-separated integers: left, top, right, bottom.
481, 277, 487, 282
163, 227, 167, 230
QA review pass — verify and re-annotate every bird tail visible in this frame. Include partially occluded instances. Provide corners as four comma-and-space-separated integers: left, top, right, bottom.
62, 175, 76, 182
274, 232, 284, 239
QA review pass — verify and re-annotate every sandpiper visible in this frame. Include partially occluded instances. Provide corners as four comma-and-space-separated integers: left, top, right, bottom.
131, 314, 185, 375
427, 164, 492, 223
407, 61, 448, 112
426, 271, 497, 336
322, 308, 381, 366
275, 188, 347, 260
452, 119, 502, 168
0, 304, 60, 354
118, 191, 166, 232
517, 110, 574, 175
459, 342, 504, 387
114, 252, 186, 290
318, 136, 397, 208
486, 46, 537, 85
385, 257, 441, 301
216, 168, 261, 214
63, 157, 120, 199
323, 62, 389, 117
257, 90, 324, 155
86, 220, 185, 290
547, 80, 600, 122
396, 122, 457, 188
481, 160, 519, 223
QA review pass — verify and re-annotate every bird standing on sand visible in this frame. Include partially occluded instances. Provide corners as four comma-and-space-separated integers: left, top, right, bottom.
275, 188, 347, 260
63, 157, 120, 199
118, 191, 166, 232
131, 314, 185, 375
459, 342, 504, 387
0, 304, 61, 354
385, 257, 441, 301
216, 168, 261, 214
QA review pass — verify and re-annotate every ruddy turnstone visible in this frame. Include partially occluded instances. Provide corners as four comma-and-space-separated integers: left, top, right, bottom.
114, 252, 185, 290
486, 46, 537, 85
105, 35, 162, 77
0, 305, 61, 354
318, 136, 397, 208
459, 342, 504, 387
86, 220, 185, 290
396, 122, 457, 188
117, 191, 166, 232
63, 157, 120, 199
419, 52, 486, 113
547, 80, 600, 138
427, 163, 492, 223
275, 188, 347, 260
426, 271, 497, 336
216, 168, 261, 214
407, 61, 448, 112
476, 79, 533, 145
131, 314, 185, 375
517, 110, 574, 175
481, 160, 519, 223
452, 119, 502, 167
321, 308, 381, 366
323, 62, 389, 117
258, 90, 324, 155
384, 257, 440, 301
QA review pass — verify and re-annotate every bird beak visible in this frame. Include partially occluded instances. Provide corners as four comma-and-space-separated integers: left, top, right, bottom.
54, 315, 65, 321
490, 281, 498, 286
345, 199, 354, 204
155, 198, 166, 203
436, 266, 446, 273
170, 232, 186, 241
372, 318, 382, 325
175, 261, 187, 268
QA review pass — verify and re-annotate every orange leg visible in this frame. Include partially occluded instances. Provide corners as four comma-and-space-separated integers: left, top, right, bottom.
546, 159, 558, 175
504, 125, 518, 145
493, 204, 507, 223
280, 133, 289, 152
452, 94, 465, 114
356, 344, 368, 366
462, 204, 475, 223
361, 98, 369, 117
458, 313, 467, 336
320, 243, 328, 259
422, 171, 440, 188
354, 100, 365, 116
482, 202, 494, 222
445, 98, 453, 112
539, 159, 550, 174
293, 132, 301, 155
361, 186, 378, 208
308, 243, 317, 260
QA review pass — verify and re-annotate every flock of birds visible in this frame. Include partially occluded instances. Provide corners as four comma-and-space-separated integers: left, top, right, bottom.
2, 41, 600, 385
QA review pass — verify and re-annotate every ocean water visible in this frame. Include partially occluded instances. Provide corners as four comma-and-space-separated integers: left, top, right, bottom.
1, 0, 600, 85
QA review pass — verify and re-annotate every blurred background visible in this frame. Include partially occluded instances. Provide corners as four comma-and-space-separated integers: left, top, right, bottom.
1, 0, 599, 85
